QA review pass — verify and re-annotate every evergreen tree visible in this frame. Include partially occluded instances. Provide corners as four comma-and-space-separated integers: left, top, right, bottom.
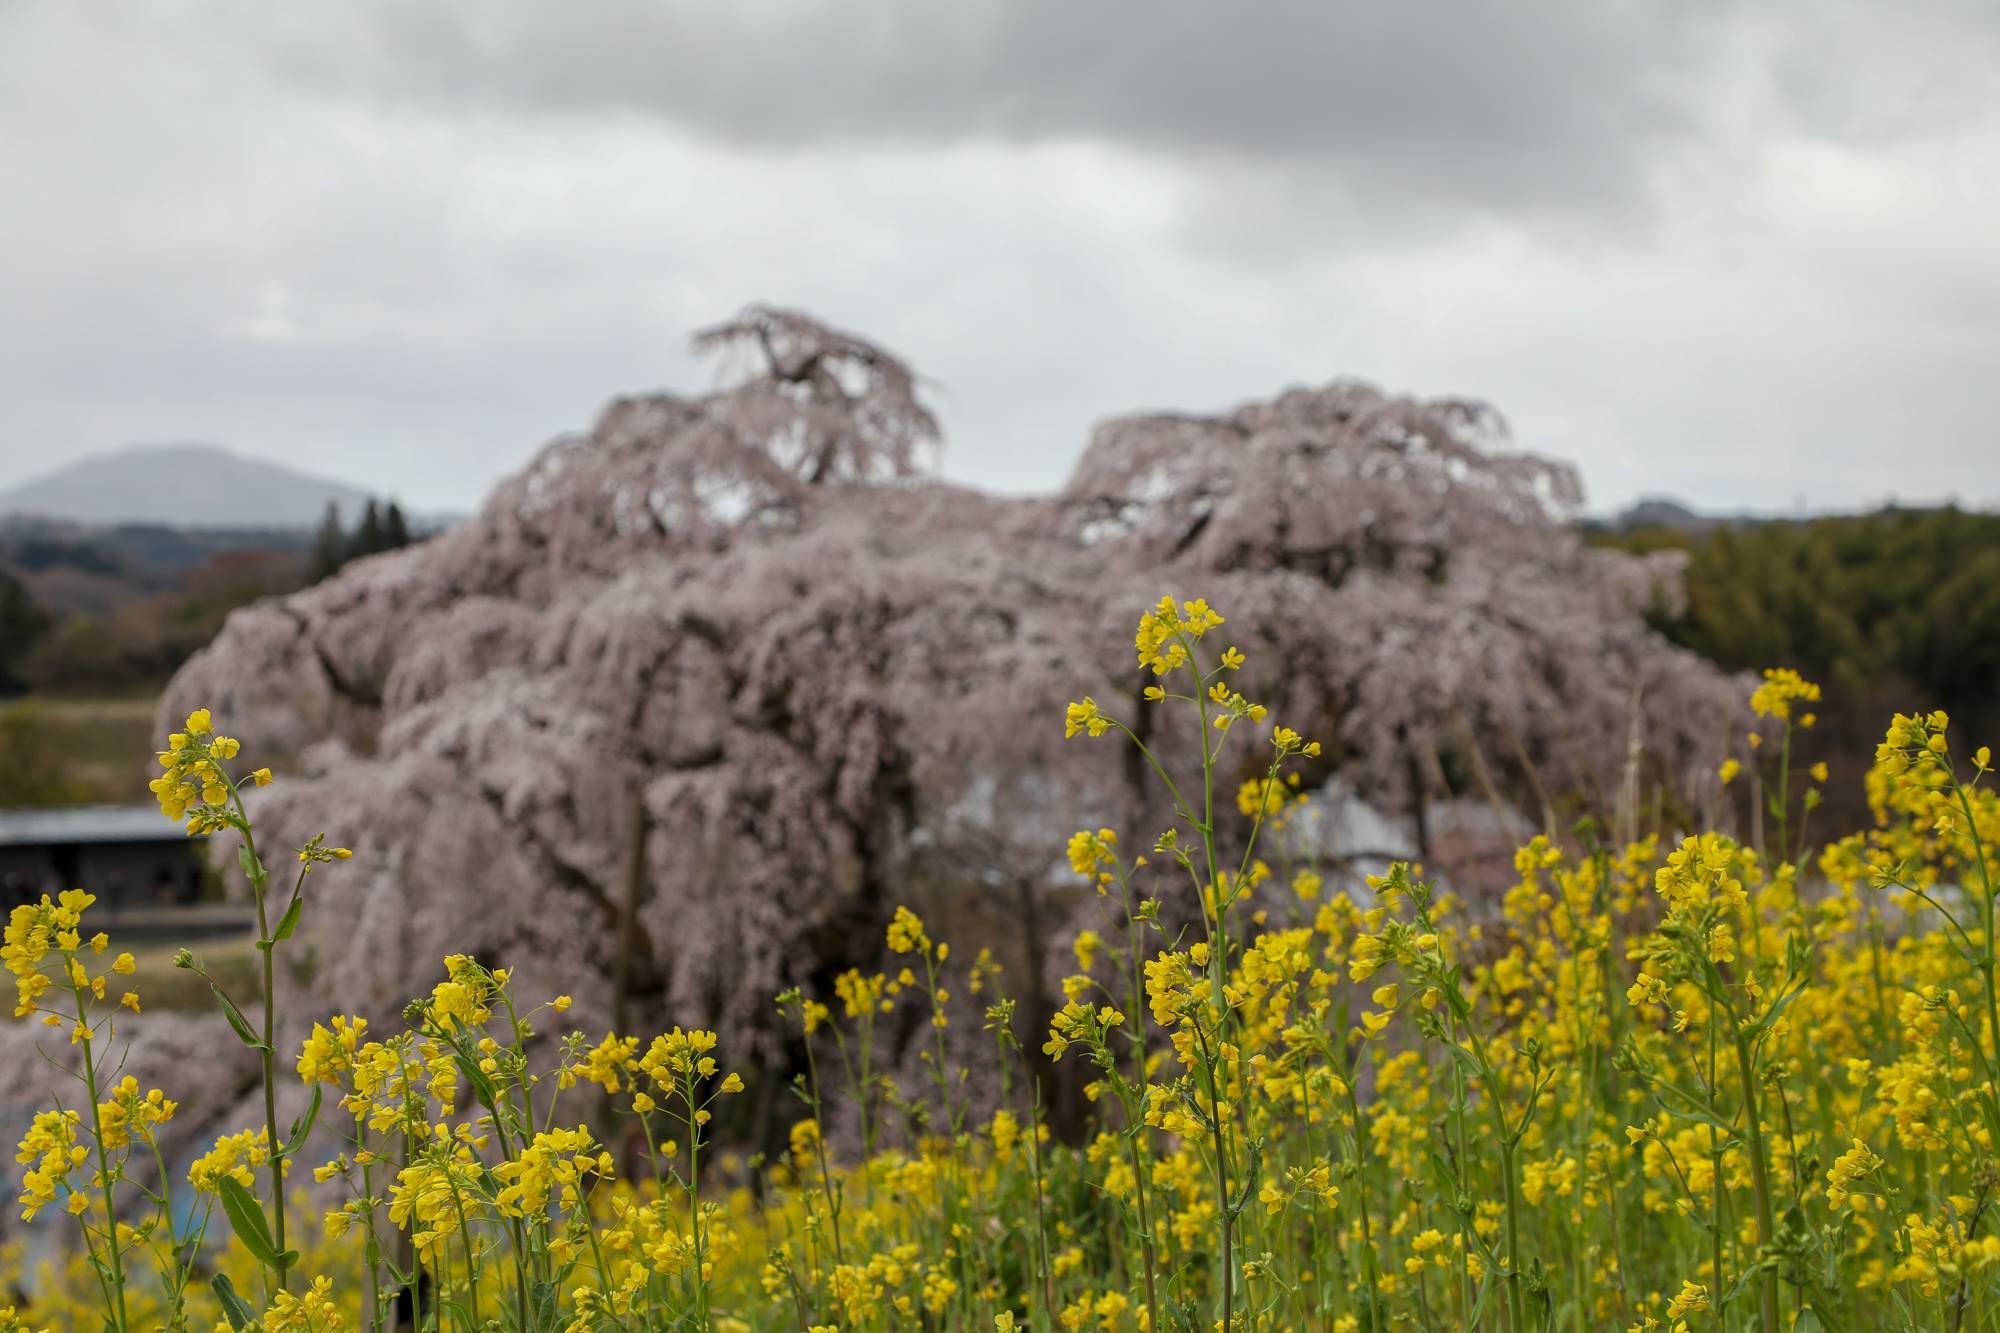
307, 501, 347, 583
383, 501, 411, 550
352, 499, 384, 558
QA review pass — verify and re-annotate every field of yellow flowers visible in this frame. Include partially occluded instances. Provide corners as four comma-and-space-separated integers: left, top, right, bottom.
6, 595, 2000, 1332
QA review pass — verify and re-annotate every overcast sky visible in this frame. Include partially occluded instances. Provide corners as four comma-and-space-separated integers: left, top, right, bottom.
2, 2, 1996, 517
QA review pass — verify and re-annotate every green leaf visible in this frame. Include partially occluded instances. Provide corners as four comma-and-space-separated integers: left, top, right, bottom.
211, 1274, 256, 1332
1423, 1150, 1475, 1219
1792, 1307, 1826, 1333
236, 843, 266, 888
215, 1176, 280, 1270
1654, 1096, 1742, 1143
268, 890, 305, 945
454, 1050, 503, 1111
210, 985, 269, 1053
1747, 978, 1811, 1041
532, 1281, 560, 1329
1717, 1254, 1772, 1307
1465, 1267, 1496, 1326
1441, 1040, 1484, 1080
284, 1085, 323, 1158
1225, 1139, 1264, 1218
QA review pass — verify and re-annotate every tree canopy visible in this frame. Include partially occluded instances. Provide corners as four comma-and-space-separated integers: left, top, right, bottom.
137, 308, 1733, 1092
1600, 506, 2000, 828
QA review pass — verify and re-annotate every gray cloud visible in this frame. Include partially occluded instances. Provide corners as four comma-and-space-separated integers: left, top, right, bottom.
288, 3, 1721, 213
0, 1, 1995, 516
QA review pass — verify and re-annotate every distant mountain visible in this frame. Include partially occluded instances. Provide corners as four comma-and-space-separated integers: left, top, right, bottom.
1608, 496, 1716, 533
0, 444, 373, 529
1586, 495, 1782, 536
1588, 493, 1909, 535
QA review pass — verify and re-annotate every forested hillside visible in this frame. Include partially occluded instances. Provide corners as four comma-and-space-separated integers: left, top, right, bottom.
1597, 504, 2000, 828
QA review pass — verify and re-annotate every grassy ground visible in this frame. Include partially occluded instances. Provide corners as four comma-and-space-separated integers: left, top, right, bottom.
0, 692, 161, 805
1, 691, 251, 1016
123, 932, 261, 1012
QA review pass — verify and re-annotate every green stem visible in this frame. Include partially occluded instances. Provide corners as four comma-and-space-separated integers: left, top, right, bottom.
445, 1167, 483, 1329
1497, 1113, 1526, 1333
1728, 1021, 1781, 1333
76, 1023, 131, 1333
238, 818, 291, 1295
1457, 1005, 1526, 1333
685, 1073, 709, 1324
1336, 1028, 1383, 1326
1193, 1017, 1234, 1333
800, 1035, 846, 1267
1116, 870, 1161, 1333
1950, 780, 2000, 1089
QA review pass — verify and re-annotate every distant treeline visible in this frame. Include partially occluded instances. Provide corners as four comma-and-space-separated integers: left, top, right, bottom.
0, 500, 422, 697
308, 498, 413, 583
3, 497, 1992, 823
1596, 504, 2000, 828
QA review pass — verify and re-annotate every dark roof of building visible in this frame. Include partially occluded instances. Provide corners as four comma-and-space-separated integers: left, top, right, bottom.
0, 804, 204, 848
